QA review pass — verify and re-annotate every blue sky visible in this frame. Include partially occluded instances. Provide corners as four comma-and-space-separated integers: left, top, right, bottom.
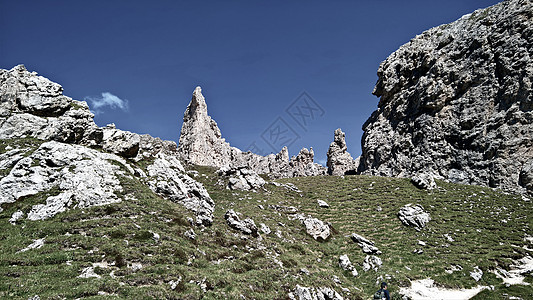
0, 0, 501, 165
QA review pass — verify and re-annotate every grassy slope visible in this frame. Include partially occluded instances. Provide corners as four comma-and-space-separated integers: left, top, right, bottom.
0, 146, 532, 299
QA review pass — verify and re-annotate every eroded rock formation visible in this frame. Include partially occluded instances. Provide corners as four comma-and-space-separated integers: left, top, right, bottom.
178, 87, 326, 178
326, 128, 359, 176
359, 0, 533, 193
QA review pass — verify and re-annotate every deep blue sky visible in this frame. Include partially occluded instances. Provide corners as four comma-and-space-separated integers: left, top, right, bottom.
0, 0, 501, 165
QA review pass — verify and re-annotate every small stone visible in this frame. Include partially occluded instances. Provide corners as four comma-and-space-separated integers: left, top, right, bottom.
317, 199, 329, 208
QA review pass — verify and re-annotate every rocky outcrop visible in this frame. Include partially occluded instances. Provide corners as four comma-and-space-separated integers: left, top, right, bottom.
338, 254, 358, 277
0, 66, 215, 225
0, 65, 102, 146
362, 255, 382, 272
178, 87, 326, 178
359, 0, 533, 193
326, 128, 358, 176
0, 141, 126, 219
398, 204, 431, 231
146, 153, 215, 226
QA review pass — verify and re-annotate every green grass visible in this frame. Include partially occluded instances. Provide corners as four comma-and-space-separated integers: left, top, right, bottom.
0, 160, 532, 299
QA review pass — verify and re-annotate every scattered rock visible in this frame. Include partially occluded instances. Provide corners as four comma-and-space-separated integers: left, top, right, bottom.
398, 204, 431, 230
303, 217, 330, 241
184, 229, 196, 240
78, 266, 100, 278
224, 209, 258, 236
317, 199, 329, 208
326, 128, 359, 176
362, 255, 382, 272
339, 254, 358, 277
9, 210, 24, 225
18, 238, 45, 253
292, 285, 343, 300
259, 223, 271, 235
411, 173, 437, 190
470, 266, 483, 282
350, 233, 381, 254
146, 153, 214, 226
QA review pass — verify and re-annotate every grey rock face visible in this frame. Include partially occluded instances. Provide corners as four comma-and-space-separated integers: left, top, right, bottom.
339, 254, 358, 277
327, 128, 359, 176
0, 65, 102, 146
224, 209, 258, 236
398, 204, 431, 231
359, 0, 533, 194
362, 255, 382, 272
178, 87, 326, 178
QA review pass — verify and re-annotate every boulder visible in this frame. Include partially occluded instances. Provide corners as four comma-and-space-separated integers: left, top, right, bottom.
217, 166, 266, 191
102, 125, 140, 158
358, 0, 533, 193
519, 160, 533, 193
362, 255, 382, 272
339, 254, 358, 277
411, 173, 437, 190
350, 233, 381, 255
326, 128, 359, 176
398, 204, 431, 230
224, 209, 258, 236
292, 285, 343, 300
303, 217, 330, 241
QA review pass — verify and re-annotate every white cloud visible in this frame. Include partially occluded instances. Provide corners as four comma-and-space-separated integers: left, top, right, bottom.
85, 92, 129, 115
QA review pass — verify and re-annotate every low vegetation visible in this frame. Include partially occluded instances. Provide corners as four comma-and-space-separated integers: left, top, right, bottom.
0, 160, 532, 299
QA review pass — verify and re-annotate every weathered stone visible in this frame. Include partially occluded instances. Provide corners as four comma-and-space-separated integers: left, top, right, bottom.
339, 254, 358, 277
327, 128, 359, 176
146, 153, 214, 226
224, 209, 258, 236
303, 217, 330, 241
218, 166, 266, 191
177, 87, 326, 178
0, 141, 126, 219
362, 255, 382, 272
292, 285, 343, 300
398, 204, 431, 230
317, 199, 329, 208
519, 160, 533, 193
411, 173, 437, 190
350, 233, 382, 255
102, 125, 140, 158
0, 65, 102, 146
359, 0, 533, 193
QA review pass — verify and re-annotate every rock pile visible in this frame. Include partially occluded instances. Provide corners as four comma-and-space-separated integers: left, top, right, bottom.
359, 0, 533, 194
326, 128, 359, 176
398, 204, 431, 231
177, 87, 326, 178
291, 285, 343, 300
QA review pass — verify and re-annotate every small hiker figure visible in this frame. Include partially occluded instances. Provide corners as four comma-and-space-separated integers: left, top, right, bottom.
373, 282, 390, 300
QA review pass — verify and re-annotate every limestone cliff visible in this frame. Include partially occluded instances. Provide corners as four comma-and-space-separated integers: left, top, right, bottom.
359, 0, 533, 193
